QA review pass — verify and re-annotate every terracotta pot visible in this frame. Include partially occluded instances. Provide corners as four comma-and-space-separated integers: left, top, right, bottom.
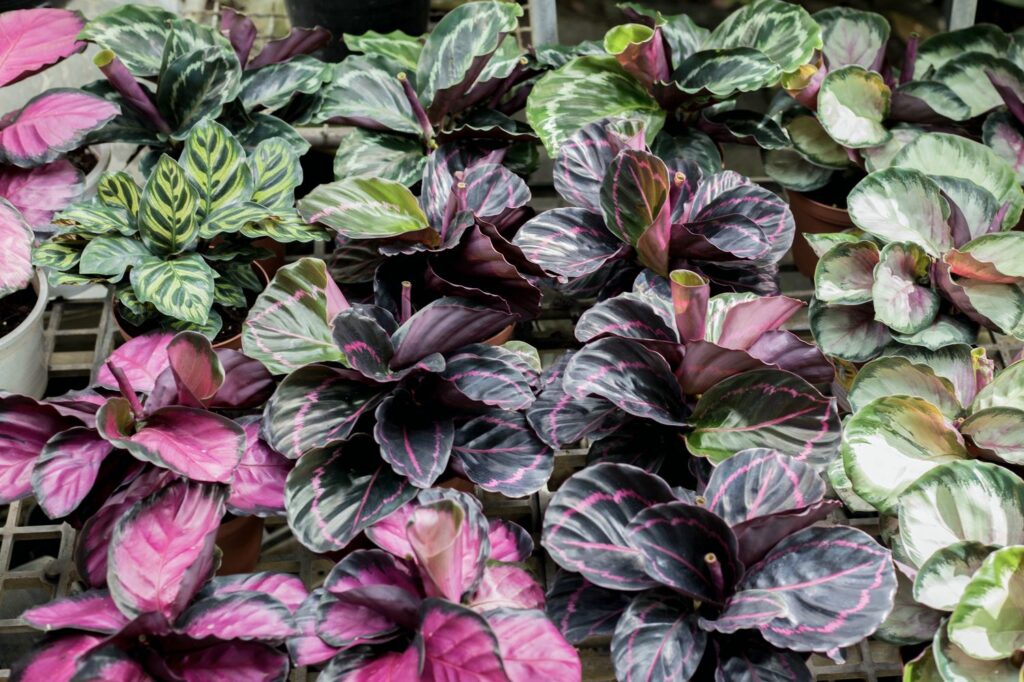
787, 189, 856, 278
215, 515, 265, 575
483, 323, 515, 346
113, 262, 269, 350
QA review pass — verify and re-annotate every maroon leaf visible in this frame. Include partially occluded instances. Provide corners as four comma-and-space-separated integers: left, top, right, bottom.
0, 90, 119, 167
460, 162, 531, 220
31, 427, 114, 518
208, 349, 274, 408
600, 149, 671, 251
0, 395, 78, 503
732, 499, 842, 571
164, 331, 224, 405
390, 297, 515, 369
374, 390, 454, 488
688, 172, 795, 262
512, 207, 626, 281
0, 159, 83, 228
610, 592, 706, 682
46, 388, 107, 428
545, 571, 632, 645
713, 640, 813, 681
452, 410, 553, 497
553, 117, 647, 211
470, 565, 545, 612
227, 417, 291, 516
164, 642, 290, 681
176, 591, 298, 640
198, 571, 307, 613
669, 269, 709, 342
487, 518, 533, 563
21, 589, 129, 634
417, 599, 508, 681
0, 8, 85, 88
486, 608, 582, 682
96, 333, 174, 393
248, 26, 332, 69
9, 633, 104, 682
219, 7, 257, 67
574, 293, 678, 344
331, 305, 403, 381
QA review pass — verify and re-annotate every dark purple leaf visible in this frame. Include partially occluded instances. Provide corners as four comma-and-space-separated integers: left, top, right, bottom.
164, 642, 289, 681
317, 589, 402, 647
390, 297, 515, 369
452, 410, 553, 497
0, 395, 79, 503
526, 353, 624, 448
95, 333, 174, 393
703, 448, 826, 526
440, 347, 536, 410
416, 599, 508, 681
31, 427, 114, 518
331, 306, 403, 382
688, 172, 795, 262
600, 149, 671, 249
545, 571, 632, 644
9, 634, 105, 682
542, 463, 677, 590
408, 497, 488, 603
324, 549, 420, 600
731, 499, 842, 571
248, 26, 332, 69
699, 590, 789, 635
512, 207, 626, 281
676, 341, 777, 395
486, 608, 582, 682
574, 293, 678, 344
69, 645, 150, 682
284, 439, 418, 553
219, 7, 257, 66
460, 162, 531, 219
289, 589, 342, 666
487, 518, 533, 563
713, 641, 813, 682
198, 571, 308, 613
470, 564, 545, 613
610, 592, 707, 682
21, 589, 129, 634
553, 116, 647, 211
208, 349, 274, 408
585, 422, 676, 474
228, 417, 291, 516
176, 591, 297, 640
374, 390, 454, 488
107, 480, 226, 621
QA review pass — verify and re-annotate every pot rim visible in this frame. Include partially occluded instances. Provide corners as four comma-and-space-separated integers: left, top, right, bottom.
786, 188, 850, 214
0, 269, 49, 350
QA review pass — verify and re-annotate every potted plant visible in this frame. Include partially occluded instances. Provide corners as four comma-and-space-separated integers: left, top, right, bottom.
512, 117, 796, 298
541, 451, 896, 681
526, 0, 821, 166
0, 200, 48, 397
306, 1, 539, 186
32, 119, 327, 346
807, 137, 1024, 363
290, 488, 581, 680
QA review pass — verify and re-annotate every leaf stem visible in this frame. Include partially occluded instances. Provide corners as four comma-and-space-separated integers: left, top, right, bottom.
397, 72, 436, 149
901, 33, 919, 86
106, 361, 145, 420
94, 50, 172, 135
400, 281, 413, 324
705, 552, 725, 599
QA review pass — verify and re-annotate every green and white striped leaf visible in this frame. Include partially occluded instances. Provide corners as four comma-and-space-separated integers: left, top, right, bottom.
934, 622, 1020, 682
79, 236, 148, 281
814, 7, 888, 70
914, 541, 999, 612
805, 232, 865, 258
931, 53, 1003, 119
972, 360, 1024, 412
52, 203, 133, 237
32, 241, 83, 272
848, 356, 961, 419
763, 148, 832, 191
162, 17, 235, 63
872, 241, 940, 335
890, 81, 971, 123
842, 395, 967, 514
297, 177, 429, 239
157, 46, 242, 135
344, 30, 422, 71
138, 155, 200, 255
818, 66, 891, 148
198, 202, 272, 239
97, 172, 140, 217
78, 5, 177, 76
808, 299, 891, 363
892, 133, 1024, 230
814, 239, 879, 304
847, 168, 951, 257
249, 138, 302, 211
862, 125, 924, 173
898, 460, 1024, 570
960, 407, 1024, 465
240, 211, 328, 244
116, 286, 152, 326
526, 55, 664, 155
332, 129, 425, 187
704, 0, 821, 74
913, 25, 1010, 79
948, 545, 1024, 660
237, 113, 310, 158
181, 119, 252, 216
891, 316, 977, 354
887, 344, 983, 408
213, 278, 246, 309
240, 56, 329, 112
670, 48, 782, 98
316, 55, 421, 135
783, 112, 849, 169
130, 254, 216, 325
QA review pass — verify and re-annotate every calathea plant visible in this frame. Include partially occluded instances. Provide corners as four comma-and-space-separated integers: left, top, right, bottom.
513, 117, 796, 297
79, 4, 331, 161
808, 134, 1024, 362
13, 483, 305, 680
0, 8, 120, 229
33, 119, 325, 339
308, 1, 538, 186
980, 51, 1024, 184
242, 258, 551, 552
527, 0, 821, 162
543, 452, 896, 681
298, 146, 543, 321
290, 488, 581, 680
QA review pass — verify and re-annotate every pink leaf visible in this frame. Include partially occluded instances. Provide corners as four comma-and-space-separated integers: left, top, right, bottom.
348, 646, 420, 681
0, 8, 85, 87
0, 198, 33, 296
365, 501, 416, 558
9, 633, 104, 682
31, 427, 114, 518
408, 500, 487, 603
199, 571, 308, 613
418, 599, 508, 681
487, 518, 533, 563
0, 89, 119, 167
165, 641, 290, 682
21, 589, 129, 634
486, 609, 582, 682
227, 418, 292, 516
469, 565, 545, 613
0, 159, 83, 228
0, 395, 78, 503
96, 333, 175, 393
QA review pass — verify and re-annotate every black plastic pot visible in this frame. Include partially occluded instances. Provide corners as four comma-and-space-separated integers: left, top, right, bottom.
284, 0, 431, 62
0, 0, 68, 9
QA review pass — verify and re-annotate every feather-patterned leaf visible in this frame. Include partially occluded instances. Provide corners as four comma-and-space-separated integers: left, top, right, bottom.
181, 119, 252, 215
96, 172, 140, 217
130, 254, 216, 325
249, 138, 303, 210
138, 155, 200, 255
78, 4, 176, 76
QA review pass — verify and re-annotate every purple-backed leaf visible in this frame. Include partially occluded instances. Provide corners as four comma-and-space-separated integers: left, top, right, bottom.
9, 633, 105, 682
873, 242, 940, 335
574, 293, 678, 344
744, 330, 836, 386
699, 589, 789, 635
176, 591, 297, 640
248, 25, 332, 69
228, 418, 291, 517
486, 608, 582, 682
284, 440, 418, 553
0, 90, 119, 167
0, 199, 33, 297
713, 641, 813, 682
21, 589, 129, 634
732, 499, 842, 568
610, 592, 706, 682
808, 299, 892, 363
107, 480, 226, 621
44, 388, 107, 427
31, 428, 113, 519
487, 518, 533, 563
331, 305, 401, 381
585, 421, 675, 473
704, 448, 827, 526
374, 390, 454, 489
687, 173, 795, 262
289, 589, 342, 666
365, 502, 416, 559
0, 8, 85, 88
390, 297, 515, 369
552, 117, 646, 210
69, 645, 151, 682
219, 7, 257, 67
525, 353, 624, 448
606, 23, 670, 88
542, 463, 676, 590
564, 337, 688, 426
440, 347, 536, 411
164, 642, 290, 682
0, 159, 83, 228
198, 571, 308, 613
600, 149, 671, 249
208, 349, 274, 408
324, 549, 421, 600
512, 207, 626, 281
470, 564, 545, 613
408, 499, 487, 603
97, 400, 245, 483
676, 341, 779, 395
452, 410, 553, 497
416, 599, 508, 682
96, 333, 174, 393
460, 162, 531, 219
627, 502, 741, 604
162, 332, 223, 406
737, 525, 896, 653
0, 395, 79, 503
715, 296, 804, 349
545, 571, 632, 645
674, 215, 772, 263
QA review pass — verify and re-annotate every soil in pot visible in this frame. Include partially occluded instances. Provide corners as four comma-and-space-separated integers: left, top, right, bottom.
66, 148, 98, 177
0, 286, 37, 338
789, 171, 864, 279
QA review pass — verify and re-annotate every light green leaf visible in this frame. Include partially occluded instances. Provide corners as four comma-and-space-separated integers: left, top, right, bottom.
872, 241, 940, 335
847, 168, 951, 257
78, 5, 177, 76
960, 407, 1024, 465
79, 236, 148, 280
814, 7, 889, 70
891, 81, 972, 123
948, 545, 1024, 660
32, 241, 83, 272
116, 286, 152, 326
804, 232, 865, 258
914, 25, 1011, 79
704, 0, 821, 74
239, 211, 328, 244
928, 175, 999, 243
814, 239, 879, 304
808, 299, 891, 363
168, 308, 222, 341
297, 177, 430, 239
763, 148, 832, 191
934, 621, 1020, 682
972, 360, 1024, 412
891, 315, 977, 353
130, 254, 216, 325
181, 119, 252, 216
52, 203, 133, 237
903, 645, 942, 682
931, 53, 1004, 119
138, 156, 199, 255
332, 129, 426, 187
914, 541, 1000, 612
250, 138, 303, 211
96, 172, 140, 217
199, 202, 273, 239
849, 356, 961, 419
953, 232, 1024, 279
887, 343, 983, 407
213, 278, 246, 309
237, 113, 310, 158
783, 112, 849, 169
315, 55, 421, 135
344, 30, 422, 71
818, 66, 891, 148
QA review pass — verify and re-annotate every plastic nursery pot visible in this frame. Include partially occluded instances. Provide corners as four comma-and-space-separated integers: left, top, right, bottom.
284, 0, 430, 62
0, 270, 49, 398
215, 515, 265, 575
787, 189, 856, 279
483, 323, 515, 346
113, 262, 270, 350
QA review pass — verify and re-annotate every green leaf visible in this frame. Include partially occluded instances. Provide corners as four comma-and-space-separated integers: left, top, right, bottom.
814, 239, 879, 304
97, 172, 141, 217
972, 359, 1024, 412
526, 55, 664, 155
984, 110, 1024, 184
783, 112, 849, 169
651, 129, 722, 178
78, 5, 177, 76
891, 81, 972, 123
198, 202, 273, 239
875, 570, 943, 646
314, 55, 421, 135
931, 53, 1004, 119
862, 125, 924, 173
887, 343, 983, 407
157, 46, 242, 135
705, 0, 821, 74
934, 621, 1020, 682
250, 138, 303, 211
32, 241, 83, 271
240, 211, 328, 244
872, 242, 940, 335
848, 356, 961, 419
116, 286, 152, 326
842, 395, 967, 513
948, 546, 1024, 660
914, 25, 1011, 79
138, 156, 200, 255
297, 177, 430, 239
814, 7, 889, 70
130, 254, 216, 325
763, 148, 832, 191
960, 407, 1024, 465
181, 119, 252, 216
808, 299, 891, 363
818, 66, 891, 148
929, 176, 1000, 243
79, 236, 149, 281
914, 541, 999, 612
219, 261, 262, 292
52, 203, 134, 237
847, 168, 951, 257
344, 30, 422, 71
898, 460, 1024, 570
332, 129, 425, 187
168, 308, 222, 340
891, 315, 977, 353
240, 55, 329, 112
902, 645, 941, 682
951, 232, 1024, 280
668, 48, 782, 100
213, 278, 247, 309
237, 113, 310, 158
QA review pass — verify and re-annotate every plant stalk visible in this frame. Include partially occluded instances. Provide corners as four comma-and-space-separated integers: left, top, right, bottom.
901, 34, 919, 85
705, 552, 725, 599
106, 361, 145, 420
94, 50, 172, 134
397, 72, 436, 148
400, 281, 413, 324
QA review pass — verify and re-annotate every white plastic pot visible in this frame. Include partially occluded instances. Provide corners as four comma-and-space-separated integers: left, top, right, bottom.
0, 270, 49, 398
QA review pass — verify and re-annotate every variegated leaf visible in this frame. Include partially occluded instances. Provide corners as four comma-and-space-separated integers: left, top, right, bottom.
914, 25, 1009, 78
156, 46, 242, 135
298, 177, 430, 238
78, 236, 148, 280
97, 172, 140, 217
199, 202, 272, 239
814, 7, 888, 70
983, 112, 1024, 185
240, 55, 329, 111
817, 66, 891, 148
249, 138, 302, 211
79, 5, 177, 76
783, 112, 849, 169
333, 129, 426, 187
344, 29, 422, 71
130, 254, 216, 325
32, 241, 82, 272
872, 242, 940, 335
314, 54, 420, 134
52, 203, 133, 237
181, 119, 252, 215
138, 155, 200, 255
705, 0, 821, 74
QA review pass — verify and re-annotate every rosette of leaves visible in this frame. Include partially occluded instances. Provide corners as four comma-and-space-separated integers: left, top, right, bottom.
526, 0, 821, 159
307, 1, 538, 186
298, 146, 543, 321
512, 117, 796, 297
808, 140, 1024, 362
768, 13, 1020, 193
542, 452, 896, 682
78, 4, 332, 162
33, 118, 326, 339
0, 8, 121, 229
525, 268, 840, 474
14, 483, 307, 679
290, 488, 581, 681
